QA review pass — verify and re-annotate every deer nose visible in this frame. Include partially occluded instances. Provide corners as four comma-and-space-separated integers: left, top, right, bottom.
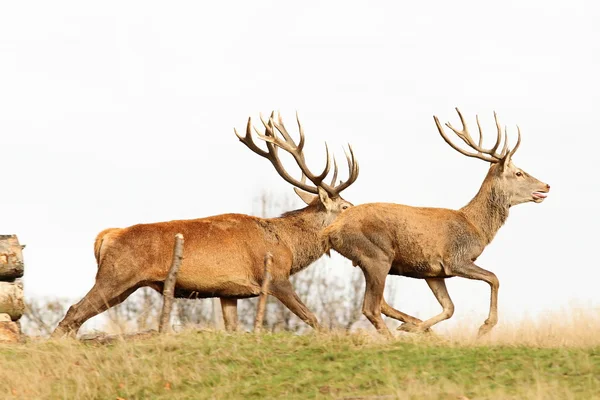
546, 184, 551, 191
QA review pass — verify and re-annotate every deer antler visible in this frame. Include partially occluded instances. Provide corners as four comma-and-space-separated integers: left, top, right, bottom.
434, 108, 521, 163
235, 112, 359, 197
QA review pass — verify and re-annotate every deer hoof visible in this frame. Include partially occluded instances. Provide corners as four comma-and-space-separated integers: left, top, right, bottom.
397, 322, 420, 333
397, 322, 434, 335
477, 324, 494, 338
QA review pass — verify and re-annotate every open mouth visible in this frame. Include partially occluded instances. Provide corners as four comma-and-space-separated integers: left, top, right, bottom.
532, 191, 549, 201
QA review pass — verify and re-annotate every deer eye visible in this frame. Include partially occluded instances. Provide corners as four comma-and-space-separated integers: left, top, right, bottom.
342, 205, 349, 210
516, 171, 522, 177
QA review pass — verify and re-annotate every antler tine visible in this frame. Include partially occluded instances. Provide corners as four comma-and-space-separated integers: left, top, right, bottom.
259, 111, 277, 138
234, 117, 269, 157
508, 125, 522, 158
330, 144, 359, 195
313, 142, 332, 183
475, 115, 484, 149
490, 111, 503, 156
273, 112, 297, 147
329, 157, 338, 187
445, 109, 479, 150
260, 111, 306, 156
500, 126, 509, 158
295, 111, 305, 152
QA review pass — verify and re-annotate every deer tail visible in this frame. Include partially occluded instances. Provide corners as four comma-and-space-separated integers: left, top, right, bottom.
94, 228, 119, 266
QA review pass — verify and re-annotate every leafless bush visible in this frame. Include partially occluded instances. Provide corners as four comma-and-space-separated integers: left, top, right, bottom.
21, 298, 71, 336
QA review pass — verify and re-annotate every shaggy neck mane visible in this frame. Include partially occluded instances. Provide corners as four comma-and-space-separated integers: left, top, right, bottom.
271, 203, 330, 274
460, 171, 510, 245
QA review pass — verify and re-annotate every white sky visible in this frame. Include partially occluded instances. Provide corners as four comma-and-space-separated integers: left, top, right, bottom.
1, 1, 598, 327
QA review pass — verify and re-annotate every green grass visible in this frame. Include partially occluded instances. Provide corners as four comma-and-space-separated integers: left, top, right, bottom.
1, 331, 599, 399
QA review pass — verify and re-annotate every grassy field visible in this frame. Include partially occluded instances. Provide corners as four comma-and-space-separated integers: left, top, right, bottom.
1, 321, 599, 400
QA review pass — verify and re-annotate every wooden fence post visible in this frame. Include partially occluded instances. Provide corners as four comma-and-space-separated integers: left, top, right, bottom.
254, 252, 273, 332
0, 235, 25, 343
159, 233, 184, 334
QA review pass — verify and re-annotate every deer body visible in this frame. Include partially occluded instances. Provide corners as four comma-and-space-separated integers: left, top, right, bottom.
95, 211, 332, 299
52, 112, 358, 338
324, 109, 549, 337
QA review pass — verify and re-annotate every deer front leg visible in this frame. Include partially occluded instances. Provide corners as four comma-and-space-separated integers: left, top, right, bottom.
269, 279, 322, 331
452, 262, 499, 337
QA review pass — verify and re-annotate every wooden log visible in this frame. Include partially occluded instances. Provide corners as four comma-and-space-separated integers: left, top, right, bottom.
254, 252, 273, 332
159, 233, 184, 334
0, 235, 24, 281
0, 281, 24, 321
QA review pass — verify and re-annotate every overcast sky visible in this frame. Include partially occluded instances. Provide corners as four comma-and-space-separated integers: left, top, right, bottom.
1, 1, 598, 329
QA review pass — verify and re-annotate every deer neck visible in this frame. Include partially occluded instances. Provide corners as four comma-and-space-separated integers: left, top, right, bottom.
460, 176, 510, 246
274, 206, 330, 274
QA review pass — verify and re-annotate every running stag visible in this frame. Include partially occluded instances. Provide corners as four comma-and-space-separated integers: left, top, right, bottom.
323, 108, 549, 337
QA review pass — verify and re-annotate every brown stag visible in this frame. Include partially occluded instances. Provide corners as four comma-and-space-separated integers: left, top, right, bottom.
323, 108, 550, 337
52, 112, 359, 338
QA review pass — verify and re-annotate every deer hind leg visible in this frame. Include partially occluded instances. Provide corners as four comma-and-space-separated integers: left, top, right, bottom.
451, 262, 499, 337
381, 299, 424, 326
220, 298, 238, 332
52, 278, 140, 338
268, 279, 322, 331
398, 278, 454, 333
380, 299, 433, 334
359, 258, 393, 337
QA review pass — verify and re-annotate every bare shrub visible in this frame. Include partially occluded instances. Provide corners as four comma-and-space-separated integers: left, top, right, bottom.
21, 298, 70, 337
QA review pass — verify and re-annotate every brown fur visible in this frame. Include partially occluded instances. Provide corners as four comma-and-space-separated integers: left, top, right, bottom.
324, 124, 550, 337
52, 111, 357, 338
52, 195, 353, 338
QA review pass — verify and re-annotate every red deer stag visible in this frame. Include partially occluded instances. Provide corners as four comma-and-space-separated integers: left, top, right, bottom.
323, 108, 550, 337
52, 112, 358, 338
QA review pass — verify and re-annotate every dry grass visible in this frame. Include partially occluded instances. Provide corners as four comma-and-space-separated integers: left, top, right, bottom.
1, 309, 599, 399
436, 306, 600, 348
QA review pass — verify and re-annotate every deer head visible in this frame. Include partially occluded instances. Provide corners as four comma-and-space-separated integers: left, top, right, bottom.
434, 108, 550, 207
235, 111, 359, 220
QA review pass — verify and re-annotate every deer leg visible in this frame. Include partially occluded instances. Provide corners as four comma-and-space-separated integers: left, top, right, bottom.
380, 299, 425, 326
220, 298, 238, 332
52, 280, 139, 338
451, 262, 499, 337
380, 299, 433, 334
398, 278, 454, 333
269, 279, 322, 331
360, 259, 393, 337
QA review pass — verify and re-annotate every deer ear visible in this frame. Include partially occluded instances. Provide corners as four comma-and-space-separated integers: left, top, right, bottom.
317, 187, 334, 210
294, 188, 317, 205
500, 153, 512, 170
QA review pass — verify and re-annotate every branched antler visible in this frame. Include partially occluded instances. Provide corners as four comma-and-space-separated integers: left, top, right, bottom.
235, 112, 358, 196
434, 108, 521, 163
